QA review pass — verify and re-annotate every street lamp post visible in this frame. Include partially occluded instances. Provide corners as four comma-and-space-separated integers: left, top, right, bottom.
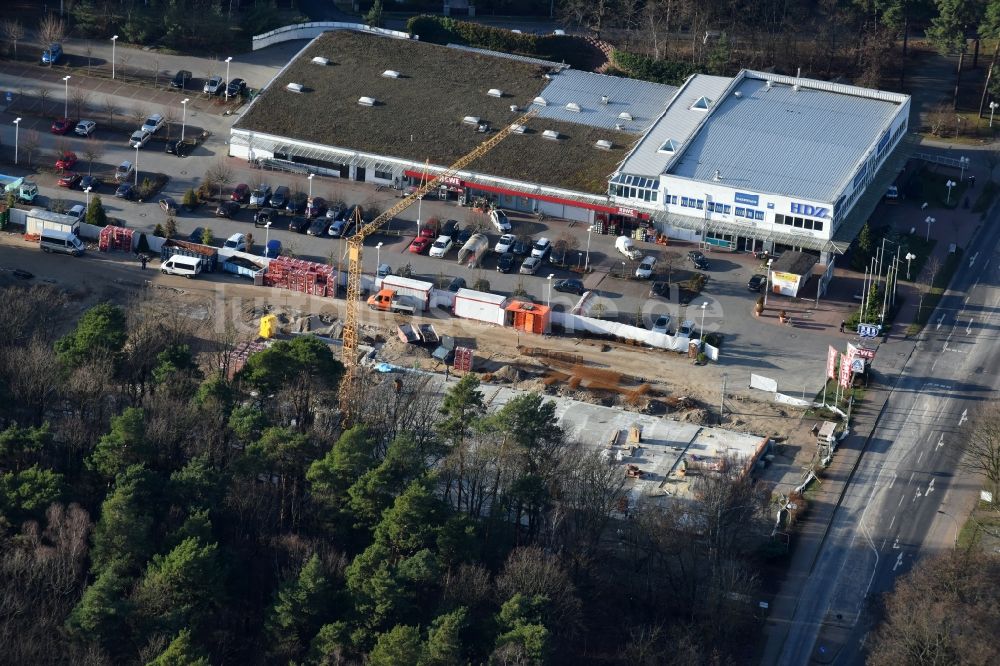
925, 215, 935, 241
13, 117, 21, 165
936, 510, 960, 548
180, 98, 189, 142
224, 56, 233, 102
134, 144, 140, 188
700, 301, 708, 343
111, 36, 118, 80
945, 180, 956, 204
585, 225, 594, 272
992, 101, 999, 128
905, 252, 916, 280
62, 75, 71, 118
263, 221, 271, 254
959, 157, 970, 182
307, 173, 314, 200
763, 258, 774, 305
547, 274, 554, 307
376, 241, 383, 271
85, 186, 92, 209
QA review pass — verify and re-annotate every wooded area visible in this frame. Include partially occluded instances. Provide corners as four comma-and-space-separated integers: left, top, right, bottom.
0, 284, 775, 664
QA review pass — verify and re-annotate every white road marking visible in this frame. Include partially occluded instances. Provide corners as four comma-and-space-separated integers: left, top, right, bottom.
889, 515, 896, 530
913, 489, 922, 502
918, 451, 925, 464
936, 314, 945, 330
893, 537, 900, 549
898, 496, 904, 507
892, 552, 904, 572
967, 318, 974, 334
936, 434, 945, 451
888, 473, 897, 489
959, 409, 968, 426
881, 538, 886, 551
908, 471, 915, 486
969, 252, 979, 267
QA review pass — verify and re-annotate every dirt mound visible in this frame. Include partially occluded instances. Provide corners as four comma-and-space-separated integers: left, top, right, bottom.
493, 365, 526, 383
380, 335, 433, 363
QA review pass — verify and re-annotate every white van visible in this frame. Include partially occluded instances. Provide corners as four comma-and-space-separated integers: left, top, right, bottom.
161, 254, 203, 278
40, 229, 85, 256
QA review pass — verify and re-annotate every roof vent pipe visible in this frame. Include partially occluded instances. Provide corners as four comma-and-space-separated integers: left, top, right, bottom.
601, 95, 609, 105
734, 91, 742, 98
510, 104, 519, 112
713, 170, 722, 182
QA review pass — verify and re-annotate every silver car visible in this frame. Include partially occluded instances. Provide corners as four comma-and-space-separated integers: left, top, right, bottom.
519, 256, 541, 275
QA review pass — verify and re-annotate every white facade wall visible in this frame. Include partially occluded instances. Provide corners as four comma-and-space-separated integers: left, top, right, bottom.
453, 289, 507, 325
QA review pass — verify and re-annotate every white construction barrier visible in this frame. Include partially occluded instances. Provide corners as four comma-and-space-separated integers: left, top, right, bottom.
253, 22, 412, 50
552, 311, 715, 354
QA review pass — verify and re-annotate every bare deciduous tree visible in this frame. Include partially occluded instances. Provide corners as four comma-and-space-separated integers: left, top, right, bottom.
961, 405, 1000, 502
103, 96, 119, 128
205, 160, 234, 198
1, 19, 25, 59
21, 130, 40, 167
83, 41, 93, 75
70, 88, 91, 121
118, 52, 131, 84
37, 15, 67, 53
38, 88, 53, 116
162, 107, 178, 141
131, 105, 150, 127
83, 142, 104, 176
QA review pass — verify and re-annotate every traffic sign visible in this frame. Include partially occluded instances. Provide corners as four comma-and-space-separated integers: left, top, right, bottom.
851, 358, 866, 372
857, 324, 881, 338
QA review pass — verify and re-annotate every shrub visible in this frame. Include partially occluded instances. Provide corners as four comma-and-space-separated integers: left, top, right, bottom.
201, 228, 214, 246
164, 217, 177, 239
182, 188, 198, 209
609, 50, 699, 86
153, 223, 165, 238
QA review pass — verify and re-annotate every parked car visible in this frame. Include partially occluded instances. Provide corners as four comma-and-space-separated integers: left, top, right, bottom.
41, 43, 62, 65
254, 207, 275, 227
649, 281, 669, 299
129, 129, 151, 148
441, 219, 460, 237
676, 320, 696, 340
494, 233, 516, 254
409, 236, 431, 254
377, 263, 392, 279
226, 78, 247, 97
204, 76, 225, 95
635, 256, 657, 279
531, 237, 551, 260
747, 274, 766, 292
496, 252, 517, 273
270, 186, 290, 209
307, 217, 329, 236
687, 250, 709, 270
285, 193, 307, 214
75, 119, 97, 137
490, 208, 511, 232
231, 183, 250, 203
519, 256, 541, 275
115, 183, 135, 199
58, 172, 81, 188
288, 216, 311, 233
170, 70, 193, 90
141, 114, 165, 134
216, 201, 240, 218
188, 227, 204, 243
158, 197, 179, 215
50, 117, 73, 134
429, 235, 453, 258
306, 197, 327, 218
418, 222, 438, 239
511, 238, 531, 256
249, 185, 271, 206
67, 204, 86, 221
224, 233, 247, 251
328, 217, 349, 238
55, 151, 78, 170
80, 175, 101, 191
114, 160, 134, 182
457, 226, 474, 244
651, 314, 673, 335
165, 139, 190, 157
447, 277, 467, 292
553, 278, 585, 295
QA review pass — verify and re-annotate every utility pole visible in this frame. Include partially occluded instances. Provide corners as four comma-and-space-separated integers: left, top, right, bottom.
720, 373, 727, 419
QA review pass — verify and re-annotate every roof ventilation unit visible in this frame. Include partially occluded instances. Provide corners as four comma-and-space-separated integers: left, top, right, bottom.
734, 91, 743, 98
542, 129, 561, 141
487, 88, 504, 98
618, 111, 633, 121
358, 96, 377, 106
614, 123, 624, 131
566, 102, 582, 113
766, 80, 773, 90
713, 170, 722, 182
510, 104, 519, 113
286, 82, 304, 93
382, 69, 401, 78
533, 96, 548, 106
594, 139, 613, 150
793, 84, 800, 92
462, 116, 481, 126
601, 95, 610, 105
512, 124, 527, 134
311, 56, 330, 66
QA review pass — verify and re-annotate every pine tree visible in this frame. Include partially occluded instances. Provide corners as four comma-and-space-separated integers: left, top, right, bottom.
266, 554, 333, 661
423, 607, 468, 666
88, 407, 149, 482
147, 628, 210, 666
89, 464, 157, 577
85, 194, 108, 227
164, 217, 177, 239
132, 536, 221, 634
368, 625, 424, 666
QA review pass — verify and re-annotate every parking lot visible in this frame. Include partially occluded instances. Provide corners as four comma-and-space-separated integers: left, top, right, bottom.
0, 40, 854, 398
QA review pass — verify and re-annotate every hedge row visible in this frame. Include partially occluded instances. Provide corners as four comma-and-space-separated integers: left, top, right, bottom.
608, 50, 699, 87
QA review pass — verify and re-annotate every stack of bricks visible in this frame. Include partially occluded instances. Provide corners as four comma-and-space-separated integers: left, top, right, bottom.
263, 257, 336, 297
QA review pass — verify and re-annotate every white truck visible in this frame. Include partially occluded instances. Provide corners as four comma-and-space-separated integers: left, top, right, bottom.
615, 236, 642, 261
0, 173, 39, 203
377, 275, 433, 311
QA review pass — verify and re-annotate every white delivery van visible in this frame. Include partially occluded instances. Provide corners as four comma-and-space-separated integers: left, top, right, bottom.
160, 254, 203, 278
40, 229, 85, 256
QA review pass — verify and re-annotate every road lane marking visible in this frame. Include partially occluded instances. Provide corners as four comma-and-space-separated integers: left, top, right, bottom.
926, 479, 935, 495
888, 473, 897, 489
936, 434, 945, 451
898, 496, 904, 507
969, 252, 979, 267
889, 515, 895, 530
908, 472, 915, 486
918, 451, 924, 463
967, 318, 974, 334
936, 314, 945, 330
892, 552, 904, 572
913, 489, 922, 502
881, 538, 887, 551
893, 537, 900, 549
959, 409, 968, 426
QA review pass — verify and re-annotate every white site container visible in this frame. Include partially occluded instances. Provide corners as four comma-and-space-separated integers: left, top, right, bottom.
453, 288, 508, 326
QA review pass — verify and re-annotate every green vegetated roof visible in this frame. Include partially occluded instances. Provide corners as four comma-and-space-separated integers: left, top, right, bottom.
236, 30, 631, 195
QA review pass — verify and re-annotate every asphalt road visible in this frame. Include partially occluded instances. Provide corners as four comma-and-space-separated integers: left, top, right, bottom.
771, 203, 1000, 664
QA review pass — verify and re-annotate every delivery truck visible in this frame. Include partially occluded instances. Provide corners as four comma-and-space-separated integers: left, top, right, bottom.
368, 289, 418, 314
378, 275, 432, 311
0, 174, 39, 203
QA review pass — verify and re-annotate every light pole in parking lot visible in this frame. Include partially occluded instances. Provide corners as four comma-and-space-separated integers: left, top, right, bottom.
925, 215, 936, 241
263, 220, 271, 253
307, 173, 314, 201
85, 186, 92, 209
376, 241, 383, 270
763, 258, 774, 306
585, 225, 594, 272
547, 274, 554, 307
225, 57, 233, 102
62, 75, 71, 118
134, 144, 140, 188
13, 117, 21, 165
111, 35, 118, 79
700, 301, 708, 343
905, 252, 916, 280
180, 98, 190, 142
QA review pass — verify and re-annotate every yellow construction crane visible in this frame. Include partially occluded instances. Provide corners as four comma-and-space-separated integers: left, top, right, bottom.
339, 108, 540, 415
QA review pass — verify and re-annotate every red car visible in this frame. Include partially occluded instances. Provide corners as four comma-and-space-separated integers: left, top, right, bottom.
50, 117, 73, 134
58, 172, 82, 188
418, 225, 438, 239
55, 151, 77, 170
231, 183, 250, 203
408, 236, 431, 254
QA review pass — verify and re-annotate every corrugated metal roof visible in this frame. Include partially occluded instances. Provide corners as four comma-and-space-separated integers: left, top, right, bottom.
668, 73, 904, 202
445, 43, 568, 69
531, 70, 676, 133
616, 74, 733, 177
